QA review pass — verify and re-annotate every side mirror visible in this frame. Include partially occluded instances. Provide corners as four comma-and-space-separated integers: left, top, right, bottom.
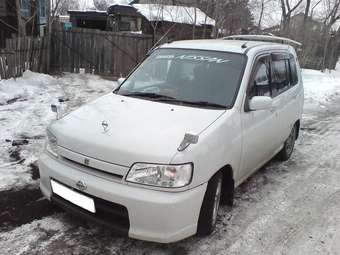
51, 104, 58, 113
117, 77, 125, 86
248, 96, 273, 111
51, 104, 60, 119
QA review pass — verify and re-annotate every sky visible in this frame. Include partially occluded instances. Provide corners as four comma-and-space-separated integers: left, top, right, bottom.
76, 0, 330, 29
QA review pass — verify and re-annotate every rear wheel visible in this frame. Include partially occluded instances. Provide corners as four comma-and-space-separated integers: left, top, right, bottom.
197, 171, 222, 236
277, 125, 296, 161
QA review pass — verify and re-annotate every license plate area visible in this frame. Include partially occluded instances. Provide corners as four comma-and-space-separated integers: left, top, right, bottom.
51, 179, 96, 213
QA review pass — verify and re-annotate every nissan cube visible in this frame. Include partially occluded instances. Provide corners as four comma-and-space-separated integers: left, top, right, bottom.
39, 36, 304, 243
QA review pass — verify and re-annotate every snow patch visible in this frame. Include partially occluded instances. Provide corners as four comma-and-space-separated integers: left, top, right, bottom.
0, 215, 68, 255
302, 68, 340, 106
0, 71, 115, 191
133, 4, 215, 26
1, 66, 340, 192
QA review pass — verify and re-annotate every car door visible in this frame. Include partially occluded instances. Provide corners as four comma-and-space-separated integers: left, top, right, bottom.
270, 53, 295, 145
278, 54, 301, 140
240, 55, 280, 179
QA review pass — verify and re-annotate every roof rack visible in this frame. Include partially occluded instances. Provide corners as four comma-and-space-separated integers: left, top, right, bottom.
223, 34, 302, 47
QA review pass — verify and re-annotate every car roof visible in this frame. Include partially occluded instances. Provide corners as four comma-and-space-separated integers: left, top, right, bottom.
159, 39, 292, 55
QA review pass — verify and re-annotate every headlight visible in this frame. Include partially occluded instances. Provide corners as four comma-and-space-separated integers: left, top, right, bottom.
126, 163, 193, 188
46, 130, 58, 157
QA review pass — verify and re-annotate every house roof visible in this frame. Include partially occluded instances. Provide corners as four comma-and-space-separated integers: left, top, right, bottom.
132, 4, 215, 26
107, 4, 142, 17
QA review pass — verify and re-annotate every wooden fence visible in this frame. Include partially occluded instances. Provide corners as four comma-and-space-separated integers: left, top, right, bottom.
50, 28, 154, 77
0, 37, 48, 79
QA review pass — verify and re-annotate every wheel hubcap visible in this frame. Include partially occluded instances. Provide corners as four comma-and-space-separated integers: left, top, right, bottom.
212, 178, 222, 226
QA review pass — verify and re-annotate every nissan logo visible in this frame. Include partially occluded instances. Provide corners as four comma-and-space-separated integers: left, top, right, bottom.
76, 180, 87, 191
102, 120, 109, 132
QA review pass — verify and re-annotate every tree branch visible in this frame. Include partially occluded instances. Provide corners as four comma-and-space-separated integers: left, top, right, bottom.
0, 17, 18, 32
289, 0, 304, 14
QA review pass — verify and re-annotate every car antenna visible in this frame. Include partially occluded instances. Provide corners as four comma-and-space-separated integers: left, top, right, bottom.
241, 42, 248, 49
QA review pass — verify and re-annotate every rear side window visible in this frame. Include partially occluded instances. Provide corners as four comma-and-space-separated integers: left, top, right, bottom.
289, 55, 298, 86
271, 57, 290, 96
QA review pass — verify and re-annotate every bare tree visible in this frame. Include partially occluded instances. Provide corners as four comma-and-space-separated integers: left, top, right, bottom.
58, 0, 79, 15
257, 0, 265, 30
93, 0, 109, 11
321, 0, 340, 29
15, 0, 39, 37
46, 0, 66, 72
310, 0, 322, 18
304, 0, 311, 24
320, 0, 340, 70
219, 0, 253, 36
280, 0, 304, 34
192, 6, 197, 39
147, 2, 164, 43
15, 0, 26, 36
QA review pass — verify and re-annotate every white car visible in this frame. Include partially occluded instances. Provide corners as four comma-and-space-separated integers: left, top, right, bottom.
39, 35, 304, 243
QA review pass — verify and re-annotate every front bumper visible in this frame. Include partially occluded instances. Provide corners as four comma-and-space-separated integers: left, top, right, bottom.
38, 152, 207, 243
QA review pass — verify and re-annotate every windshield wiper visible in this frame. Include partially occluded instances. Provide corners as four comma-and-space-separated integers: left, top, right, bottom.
185, 101, 227, 109
121, 92, 226, 109
121, 92, 176, 100
156, 98, 227, 109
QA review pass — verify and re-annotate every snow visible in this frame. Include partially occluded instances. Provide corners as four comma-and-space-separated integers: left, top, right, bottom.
0, 66, 339, 192
1, 65, 340, 253
0, 71, 116, 191
107, 0, 132, 6
0, 67, 339, 192
132, 4, 215, 26
0, 215, 69, 255
77, 0, 133, 11
303, 68, 340, 105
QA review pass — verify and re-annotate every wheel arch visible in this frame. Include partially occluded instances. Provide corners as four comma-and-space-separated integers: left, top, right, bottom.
295, 119, 300, 140
218, 164, 235, 206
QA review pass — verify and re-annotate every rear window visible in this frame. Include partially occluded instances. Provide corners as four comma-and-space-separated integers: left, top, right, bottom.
289, 55, 298, 86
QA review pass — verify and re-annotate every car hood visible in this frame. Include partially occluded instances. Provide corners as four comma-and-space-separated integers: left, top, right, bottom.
50, 94, 225, 167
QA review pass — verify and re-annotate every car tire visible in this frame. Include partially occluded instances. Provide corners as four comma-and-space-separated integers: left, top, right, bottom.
277, 124, 296, 161
197, 171, 223, 236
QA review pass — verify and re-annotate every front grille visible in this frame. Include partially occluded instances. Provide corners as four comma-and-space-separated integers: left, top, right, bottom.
51, 184, 130, 235
61, 156, 124, 180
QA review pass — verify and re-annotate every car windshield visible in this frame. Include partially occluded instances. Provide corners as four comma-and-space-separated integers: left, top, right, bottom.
116, 48, 246, 109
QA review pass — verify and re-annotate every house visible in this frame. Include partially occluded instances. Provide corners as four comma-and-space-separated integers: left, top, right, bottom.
68, 3, 215, 41
131, 4, 215, 40
107, 4, 143, 32
68, 10, 108, 30
0, 0, 48, 48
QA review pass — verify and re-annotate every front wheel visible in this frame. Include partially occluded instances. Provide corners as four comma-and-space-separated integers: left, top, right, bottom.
197, 171, 222, 236
277, 125, 296, 161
